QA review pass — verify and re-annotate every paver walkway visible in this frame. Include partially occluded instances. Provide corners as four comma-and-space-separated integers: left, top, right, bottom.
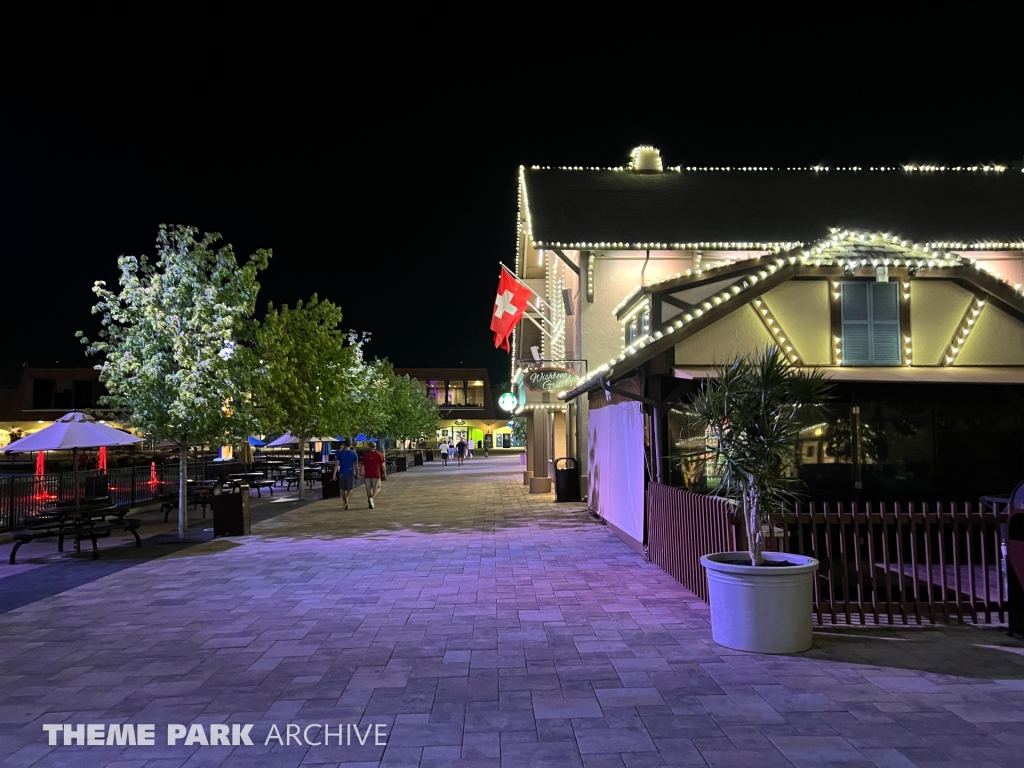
1, 457, 1023, 767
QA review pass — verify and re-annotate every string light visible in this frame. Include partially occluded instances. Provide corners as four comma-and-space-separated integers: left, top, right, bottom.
560, 229, 1024, 400
752, 299, 800, 363
943, 297, 986, 365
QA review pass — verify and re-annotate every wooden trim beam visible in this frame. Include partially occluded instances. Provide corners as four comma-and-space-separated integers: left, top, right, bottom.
551, 248, 580, 276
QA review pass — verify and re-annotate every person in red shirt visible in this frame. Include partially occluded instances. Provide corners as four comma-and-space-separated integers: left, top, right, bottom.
361, 441, 387, 509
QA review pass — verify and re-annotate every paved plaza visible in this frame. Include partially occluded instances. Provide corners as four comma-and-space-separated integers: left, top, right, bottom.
1, 457, 1023, 767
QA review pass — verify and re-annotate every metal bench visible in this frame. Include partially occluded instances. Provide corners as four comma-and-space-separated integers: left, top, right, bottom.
251, 479, 275, 497
10, 518, 142, 564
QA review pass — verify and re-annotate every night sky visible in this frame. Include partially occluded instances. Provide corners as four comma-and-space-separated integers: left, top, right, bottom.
2, 49, 1019, 388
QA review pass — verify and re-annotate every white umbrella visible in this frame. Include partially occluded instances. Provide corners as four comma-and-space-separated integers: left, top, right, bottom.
1, 412, 143, 506
2, 412, 142, 452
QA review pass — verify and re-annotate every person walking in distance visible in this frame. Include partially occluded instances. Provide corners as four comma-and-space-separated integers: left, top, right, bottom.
448, 441, 456, 464
361, 441, 386, 509
332, 439, 359, 510
456, 437, 467, 466
438, 439, 448, 466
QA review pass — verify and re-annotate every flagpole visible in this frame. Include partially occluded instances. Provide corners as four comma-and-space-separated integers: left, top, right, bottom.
500, 263, 553, 310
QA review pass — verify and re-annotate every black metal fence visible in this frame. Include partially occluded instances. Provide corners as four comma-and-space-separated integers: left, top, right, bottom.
0, 461, 248, 533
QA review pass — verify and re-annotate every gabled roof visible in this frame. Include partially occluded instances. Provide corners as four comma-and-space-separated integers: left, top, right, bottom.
522, 166, 1024, 249
561, 230, 1024, 401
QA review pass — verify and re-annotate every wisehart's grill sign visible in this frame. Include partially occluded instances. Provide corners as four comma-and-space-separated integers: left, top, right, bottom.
523, 368, 579, 392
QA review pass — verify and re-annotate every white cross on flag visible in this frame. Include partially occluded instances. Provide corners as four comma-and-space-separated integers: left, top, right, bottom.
490, 269, 531, 352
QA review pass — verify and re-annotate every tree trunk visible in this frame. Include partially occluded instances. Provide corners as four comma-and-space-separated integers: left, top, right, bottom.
297, 438, 306, 501
746, 481, 763, 566
178, 443, 188, 539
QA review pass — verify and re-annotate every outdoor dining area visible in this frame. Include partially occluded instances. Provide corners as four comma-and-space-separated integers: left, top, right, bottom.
1, 411, 146, 563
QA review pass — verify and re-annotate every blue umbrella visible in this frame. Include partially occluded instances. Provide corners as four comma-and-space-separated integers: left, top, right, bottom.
248, 436, 266, 447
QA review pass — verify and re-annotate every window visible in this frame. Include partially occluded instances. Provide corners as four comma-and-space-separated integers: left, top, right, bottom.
840, 282, 900, 365
641, 309, 650, 337
467, 380, 484, 406
447, 381, 466, 405
627, 319, 638, 345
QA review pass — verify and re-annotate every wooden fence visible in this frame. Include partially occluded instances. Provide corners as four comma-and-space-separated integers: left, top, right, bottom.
647, 484, 1010, 625
647, 483, 738, 601
774, 502, 1008, 626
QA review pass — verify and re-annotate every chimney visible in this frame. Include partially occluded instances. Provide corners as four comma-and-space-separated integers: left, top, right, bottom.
630, 146, 663, 174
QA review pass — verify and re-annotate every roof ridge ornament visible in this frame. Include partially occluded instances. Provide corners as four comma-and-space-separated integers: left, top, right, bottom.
629, 146, 663, 174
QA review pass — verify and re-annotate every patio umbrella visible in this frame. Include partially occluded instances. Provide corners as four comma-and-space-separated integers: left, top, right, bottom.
1, 412, 143, 506
247, 436, 266, 447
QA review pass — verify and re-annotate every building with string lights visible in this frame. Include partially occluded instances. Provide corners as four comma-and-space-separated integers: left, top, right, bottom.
510, 146, 1024, 553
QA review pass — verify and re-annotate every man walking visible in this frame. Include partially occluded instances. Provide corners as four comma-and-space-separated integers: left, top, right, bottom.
361, 441, 386, 509
456, 437, 467, 466
438, 439, 448, 466
333, 439, 359, 510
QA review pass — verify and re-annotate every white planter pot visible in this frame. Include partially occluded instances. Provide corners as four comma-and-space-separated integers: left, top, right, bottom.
700, 551, 819, 654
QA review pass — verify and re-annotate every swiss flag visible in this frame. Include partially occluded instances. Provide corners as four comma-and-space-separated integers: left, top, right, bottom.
490, 268, 531, 352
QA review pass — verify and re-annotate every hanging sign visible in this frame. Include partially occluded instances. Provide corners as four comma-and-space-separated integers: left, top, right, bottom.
498, 392, 518, 411
523, 368, 579, 392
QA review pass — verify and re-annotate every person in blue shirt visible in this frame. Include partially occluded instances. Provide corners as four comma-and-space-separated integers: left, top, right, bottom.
333, 439, 360, 510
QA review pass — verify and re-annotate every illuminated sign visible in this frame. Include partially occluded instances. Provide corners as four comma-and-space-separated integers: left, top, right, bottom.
523, 368, 579, 392
498, 393, 518, 411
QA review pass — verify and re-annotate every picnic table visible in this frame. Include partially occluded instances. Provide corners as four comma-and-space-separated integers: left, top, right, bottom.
9, 501, 142, 564
228, 472, 275, 497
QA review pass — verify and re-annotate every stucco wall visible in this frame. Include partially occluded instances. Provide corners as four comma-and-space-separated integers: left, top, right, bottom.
955, 304, 1024, 365
581, 253, 692, 373
760, 281, 831, 365
674, 304, 774, 365
911, 282, 974, 366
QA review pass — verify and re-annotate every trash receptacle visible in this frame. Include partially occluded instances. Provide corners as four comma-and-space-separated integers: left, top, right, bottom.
414, 451, 423, 466
425, 449, 434, 462
395, 455, 408, 472
212, 485, 251, 537
554, 457, 581, 502
1009, 512, 1024, 637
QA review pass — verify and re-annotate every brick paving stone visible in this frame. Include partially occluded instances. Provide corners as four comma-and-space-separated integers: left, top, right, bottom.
1, 457, 1023, 767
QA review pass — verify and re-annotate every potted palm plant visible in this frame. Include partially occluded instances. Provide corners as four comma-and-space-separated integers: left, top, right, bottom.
690, 345, 831, 653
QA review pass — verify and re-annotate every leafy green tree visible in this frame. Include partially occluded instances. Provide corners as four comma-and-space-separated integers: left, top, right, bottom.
688, 345, 831, 566
79, 224, 270, 537
511, 416, 527, 446
348, 360, 438, 451
254, 295, 363, 499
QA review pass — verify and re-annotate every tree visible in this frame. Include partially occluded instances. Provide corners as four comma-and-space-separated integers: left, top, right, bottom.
254, 295, 361, 499
352, 360, 438, 451
79, 224, 270, 538
688, 345, 831, 566
511, 416, 527, 446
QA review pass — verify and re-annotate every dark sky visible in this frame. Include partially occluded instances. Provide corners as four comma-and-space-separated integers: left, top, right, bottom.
2, 45, 1020, 387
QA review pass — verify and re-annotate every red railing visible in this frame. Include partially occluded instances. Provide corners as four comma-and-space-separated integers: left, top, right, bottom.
647, 486, 1010, 625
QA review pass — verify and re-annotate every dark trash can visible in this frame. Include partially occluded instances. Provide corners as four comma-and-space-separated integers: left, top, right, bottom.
212, 485, 251, 537
85, 475, 108, 498
395, 456, 408, 472
322, 474, 340, 499
554, 457, 581, 502
425, 449, 434, 462
414, 451, 423, 466
1009, 512, 1024, 637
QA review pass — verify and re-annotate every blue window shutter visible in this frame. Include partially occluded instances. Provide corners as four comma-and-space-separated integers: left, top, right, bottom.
841, 282, 901, 365
841, 283, 870, 365
870, 283, 901, 365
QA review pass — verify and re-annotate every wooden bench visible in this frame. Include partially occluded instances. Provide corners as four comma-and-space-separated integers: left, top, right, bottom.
10, 518, 142, 564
